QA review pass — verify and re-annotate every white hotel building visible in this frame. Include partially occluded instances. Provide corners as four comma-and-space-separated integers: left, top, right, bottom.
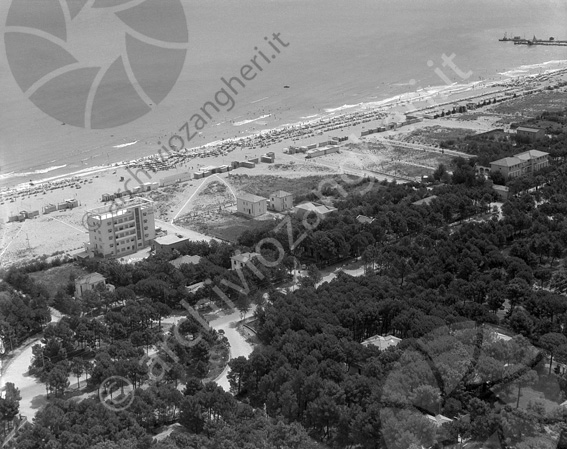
85, 198, 155, 258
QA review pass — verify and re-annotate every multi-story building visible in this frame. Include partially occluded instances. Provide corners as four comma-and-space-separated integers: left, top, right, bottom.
236, 193, 267, 217
269, 190, 293, 212
490, 149, 549, 179
85, 197, 155, 258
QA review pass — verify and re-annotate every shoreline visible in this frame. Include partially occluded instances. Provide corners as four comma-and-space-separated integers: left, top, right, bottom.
1, 64, 566, 267
2, 60, 567, 197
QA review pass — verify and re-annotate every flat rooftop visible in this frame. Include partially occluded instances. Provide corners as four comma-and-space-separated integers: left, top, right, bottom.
88, 197, 154, 218
155, 234, 189, 246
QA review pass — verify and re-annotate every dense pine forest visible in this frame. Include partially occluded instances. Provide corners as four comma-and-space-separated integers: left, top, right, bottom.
2, 110, 567, 448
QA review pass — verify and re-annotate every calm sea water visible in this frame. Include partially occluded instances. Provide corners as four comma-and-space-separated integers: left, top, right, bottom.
1, 0, 566, 186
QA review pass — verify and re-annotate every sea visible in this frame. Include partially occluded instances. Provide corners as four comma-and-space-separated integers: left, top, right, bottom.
1, 0, 567, 189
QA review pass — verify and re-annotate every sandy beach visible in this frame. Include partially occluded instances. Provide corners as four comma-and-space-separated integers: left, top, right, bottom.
1, 66, 566, 267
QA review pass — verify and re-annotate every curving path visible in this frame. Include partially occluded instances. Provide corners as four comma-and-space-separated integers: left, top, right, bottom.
209, 307, 255, 392
0, 308, 62, 419
156, 308, 255, 392
0, 304, 255, 421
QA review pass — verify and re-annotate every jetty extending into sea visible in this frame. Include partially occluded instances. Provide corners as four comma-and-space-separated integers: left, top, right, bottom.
499, 33, 567, 47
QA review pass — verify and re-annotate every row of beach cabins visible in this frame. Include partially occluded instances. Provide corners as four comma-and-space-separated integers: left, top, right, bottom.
411, 87, 549, 123
161, 152, 275, 186
100, 152, 277, 202
229, 82, 548, 151
357, 90, 540, 140
130, 108, 390, 175
122, 89, 515, 180
285, 136, 349, 158
6, 198, 79, 223
1, 177, 90, 205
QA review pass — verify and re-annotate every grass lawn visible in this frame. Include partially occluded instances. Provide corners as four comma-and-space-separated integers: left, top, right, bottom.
397, 125, 477, 146
498, 381, 565, 414
490, 91, 567, 116
228, 173, 334, 199
516, 385, 563, 413
178, 210, 278, 243
29, 263, 88, 297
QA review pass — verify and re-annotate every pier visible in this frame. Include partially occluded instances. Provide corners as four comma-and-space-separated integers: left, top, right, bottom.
514, 40, 567, 46
499, 34, 567, 47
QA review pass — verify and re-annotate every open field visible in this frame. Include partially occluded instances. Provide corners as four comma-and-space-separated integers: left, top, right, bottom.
228, 173, 335, 199
342, 141, 456, 177
174, 180, 279, 243
392, 125, 479, 147
490, 91, 567, 116
28, 264, 87, 295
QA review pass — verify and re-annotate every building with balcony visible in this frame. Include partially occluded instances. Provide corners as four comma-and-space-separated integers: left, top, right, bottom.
84, 197, 155, 258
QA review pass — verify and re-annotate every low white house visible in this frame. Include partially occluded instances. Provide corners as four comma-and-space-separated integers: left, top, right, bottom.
231, 252, 259, 270
75, 272, 114, 298
293, 202, 337, 220
361, 335, 401, 351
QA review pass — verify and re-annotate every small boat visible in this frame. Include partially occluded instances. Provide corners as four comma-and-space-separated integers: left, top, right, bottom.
284, 85, 290, 88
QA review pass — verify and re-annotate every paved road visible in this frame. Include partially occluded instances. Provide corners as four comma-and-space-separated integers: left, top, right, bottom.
371, 135, 472, 159
0, 309, 62, 420
155, 219, 213, 242
159, 309, 256, 393
209, 307, 256, 392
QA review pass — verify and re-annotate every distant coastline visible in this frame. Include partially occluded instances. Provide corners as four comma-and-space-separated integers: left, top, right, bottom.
2, 59, 567, 196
